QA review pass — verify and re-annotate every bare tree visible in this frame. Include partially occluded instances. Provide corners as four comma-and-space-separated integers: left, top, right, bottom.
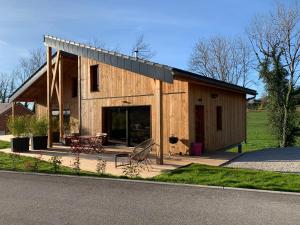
248, 1, 300, 146
189, 36, 254, 87
0, 73, 15, 103
131, 34, 156, 60
85, 38, 120, 52
15, 48, 45, 86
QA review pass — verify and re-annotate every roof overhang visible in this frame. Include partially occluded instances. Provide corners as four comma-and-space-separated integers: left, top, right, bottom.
9, 53, 57, 103
173, 68, 257, 96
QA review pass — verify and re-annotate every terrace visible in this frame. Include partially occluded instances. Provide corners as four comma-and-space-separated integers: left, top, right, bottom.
0, 135, 238, 178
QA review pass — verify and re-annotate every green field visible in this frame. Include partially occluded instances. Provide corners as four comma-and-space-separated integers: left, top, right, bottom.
231, 111, 300, 152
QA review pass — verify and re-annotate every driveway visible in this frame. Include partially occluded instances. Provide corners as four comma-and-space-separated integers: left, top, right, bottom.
226, 147, 300, 172
0, 171, 299, 225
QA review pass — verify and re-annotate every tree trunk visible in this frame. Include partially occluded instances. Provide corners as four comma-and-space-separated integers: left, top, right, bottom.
281, 83, 292, 147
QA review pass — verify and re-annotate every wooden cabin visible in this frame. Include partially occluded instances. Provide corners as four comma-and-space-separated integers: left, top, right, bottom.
9, 35, 256, 163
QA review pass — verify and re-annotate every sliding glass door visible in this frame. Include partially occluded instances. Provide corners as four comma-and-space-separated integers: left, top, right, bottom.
103, 106, 151, 146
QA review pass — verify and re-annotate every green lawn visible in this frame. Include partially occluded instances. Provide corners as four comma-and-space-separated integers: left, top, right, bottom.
152, 163, 300, 192
0, 152, 116, 178
243, 111, 278, 152
0, 140, 11, 149
229, 111, 300, 152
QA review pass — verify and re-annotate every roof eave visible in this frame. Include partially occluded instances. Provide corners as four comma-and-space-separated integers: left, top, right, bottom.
172, 68, 257, 96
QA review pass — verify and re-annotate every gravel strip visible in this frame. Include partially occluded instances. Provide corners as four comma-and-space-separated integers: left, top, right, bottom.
225, 147, 300, 173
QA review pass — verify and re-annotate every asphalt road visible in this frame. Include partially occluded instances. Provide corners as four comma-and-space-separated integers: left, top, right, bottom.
0, 172, 299, 225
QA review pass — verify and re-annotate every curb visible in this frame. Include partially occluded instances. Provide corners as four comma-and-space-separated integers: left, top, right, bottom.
1, 170, 300, 196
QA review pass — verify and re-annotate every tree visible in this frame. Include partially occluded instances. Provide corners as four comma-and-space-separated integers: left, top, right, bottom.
248, 2, 300, 147
15, 48, 45, 86
0, 73, 15, 103
131, 34, 156, 60
189, 36, 253, 87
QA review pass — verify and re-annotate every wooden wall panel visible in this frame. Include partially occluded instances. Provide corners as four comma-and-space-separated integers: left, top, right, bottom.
188, 83, 246, 152
80, 57, 189, 155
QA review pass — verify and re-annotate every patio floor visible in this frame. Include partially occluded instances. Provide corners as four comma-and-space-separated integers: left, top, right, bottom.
0, 135, 240, 178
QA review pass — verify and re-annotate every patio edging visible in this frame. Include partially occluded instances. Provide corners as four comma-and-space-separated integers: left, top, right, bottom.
1, 169, 300, 196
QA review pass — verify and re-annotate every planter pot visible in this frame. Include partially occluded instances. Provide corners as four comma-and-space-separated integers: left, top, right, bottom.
32, 136, 48, 150
11, 137, 30, 152
52, 132, 60, 142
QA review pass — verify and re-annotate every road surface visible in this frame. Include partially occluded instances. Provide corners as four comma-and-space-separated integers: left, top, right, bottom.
0, 171, 299, 225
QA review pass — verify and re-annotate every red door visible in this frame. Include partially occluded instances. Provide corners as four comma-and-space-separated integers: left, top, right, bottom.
195, 105, 205, 148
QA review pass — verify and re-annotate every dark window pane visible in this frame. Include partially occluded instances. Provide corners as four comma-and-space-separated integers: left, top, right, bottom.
90, 65, 99, 92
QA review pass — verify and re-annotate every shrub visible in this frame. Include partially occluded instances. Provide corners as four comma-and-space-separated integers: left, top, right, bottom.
49, 156, 62, 173
96, 157, 107, 175
71, 153, 80, 175
122, 162, 143, 178
7, 116, 30, 137
30, 116, 48, 136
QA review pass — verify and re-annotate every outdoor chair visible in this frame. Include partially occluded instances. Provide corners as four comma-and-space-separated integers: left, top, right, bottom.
89, 136, 105, 153
115, 138, 154, 170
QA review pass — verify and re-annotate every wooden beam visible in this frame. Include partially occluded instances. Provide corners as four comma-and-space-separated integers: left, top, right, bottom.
50, 50, 60, 99
11, 101, 16, 119
47, 46, 53, 148
155, 79, 163, 165
78, 56, 82, 134
59, 55, 64, 141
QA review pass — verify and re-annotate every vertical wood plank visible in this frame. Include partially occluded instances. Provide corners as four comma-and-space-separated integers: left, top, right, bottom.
11, 101, 15, 119
59, 55, 64, 141
47, 46, 53, 147
155, 79, 163, 165
78, 56, 82, 134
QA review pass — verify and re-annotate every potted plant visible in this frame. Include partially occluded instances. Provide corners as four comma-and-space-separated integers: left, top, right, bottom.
30, 116, 48, 150
7, 116, 30, 152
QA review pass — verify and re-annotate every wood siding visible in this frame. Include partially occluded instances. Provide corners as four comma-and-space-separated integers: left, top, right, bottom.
188, 83, 246, 152
80, 57, 189, 154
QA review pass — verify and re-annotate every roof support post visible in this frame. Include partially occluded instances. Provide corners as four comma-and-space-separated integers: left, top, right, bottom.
11, 101, 16, 119
59, 55, 64, 142
78, 56, 82, 134
155, 79, 163, 165
47, 46, 53, 148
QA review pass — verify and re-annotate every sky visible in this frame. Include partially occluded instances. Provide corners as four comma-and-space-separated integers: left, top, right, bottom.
0, 0, 284, 96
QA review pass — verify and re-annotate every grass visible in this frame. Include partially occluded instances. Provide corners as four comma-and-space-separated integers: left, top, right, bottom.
0, 152, 116, 178
0, 140, 11, 149
0, 150, 300, 192
228, 111, 300, 152
152, 163, 300, 192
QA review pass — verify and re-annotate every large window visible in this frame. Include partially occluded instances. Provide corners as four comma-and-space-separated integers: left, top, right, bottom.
216, 106, 222, 131
90, 65, 99, 92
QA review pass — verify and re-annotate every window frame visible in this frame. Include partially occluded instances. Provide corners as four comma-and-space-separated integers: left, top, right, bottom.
90, 64, 99, 92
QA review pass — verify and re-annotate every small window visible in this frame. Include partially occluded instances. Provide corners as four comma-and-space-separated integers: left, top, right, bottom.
72, 78, 78, 97
90, 65, 99, 92
216, 106, 222, 131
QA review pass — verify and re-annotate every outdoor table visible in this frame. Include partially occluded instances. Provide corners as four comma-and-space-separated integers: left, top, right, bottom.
74, 135, 105, 153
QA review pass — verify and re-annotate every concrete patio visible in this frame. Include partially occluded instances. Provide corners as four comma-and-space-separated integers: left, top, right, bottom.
0, 135, 240, 178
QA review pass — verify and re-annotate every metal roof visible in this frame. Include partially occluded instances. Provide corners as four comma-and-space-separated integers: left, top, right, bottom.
44, 35, 174, 83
